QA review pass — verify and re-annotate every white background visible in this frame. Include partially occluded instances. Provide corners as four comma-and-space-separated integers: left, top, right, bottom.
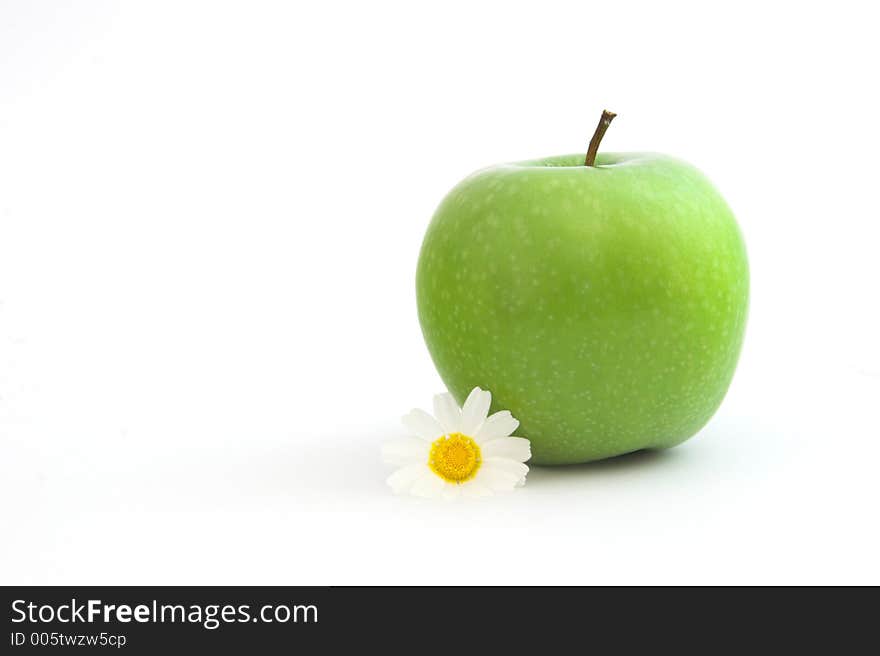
1, 1, 878, 585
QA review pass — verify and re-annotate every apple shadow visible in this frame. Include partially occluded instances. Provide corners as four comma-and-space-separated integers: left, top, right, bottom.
526, 447, 680, 485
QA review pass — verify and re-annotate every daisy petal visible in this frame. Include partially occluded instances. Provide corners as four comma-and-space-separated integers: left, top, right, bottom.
475, 410, 519, 442
441, 483, 462, 500
484, 457, 529, 485
462, 481, 494, 499
386, 463, 430, 495
401, 408, 445, 441
381, 438, 429, 466
482, 436, 531, 463
478, 464, 522, 493
410, 471, 446, 499
460, 387, 491, 435
433, 393, 461, 434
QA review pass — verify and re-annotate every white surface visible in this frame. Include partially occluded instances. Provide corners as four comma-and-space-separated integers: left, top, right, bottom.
1, 1, 878, 585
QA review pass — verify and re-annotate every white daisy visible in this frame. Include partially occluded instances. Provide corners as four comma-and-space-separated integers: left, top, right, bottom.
382, 387, 531, 499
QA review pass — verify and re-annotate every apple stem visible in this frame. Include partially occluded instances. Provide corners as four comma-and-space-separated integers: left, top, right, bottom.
584, 110, 617, 167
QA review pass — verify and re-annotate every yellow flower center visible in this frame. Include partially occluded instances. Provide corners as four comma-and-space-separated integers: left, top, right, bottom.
428, 433, 482, 483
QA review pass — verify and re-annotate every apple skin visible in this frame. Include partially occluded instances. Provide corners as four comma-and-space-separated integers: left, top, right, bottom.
416, 152, 748, 465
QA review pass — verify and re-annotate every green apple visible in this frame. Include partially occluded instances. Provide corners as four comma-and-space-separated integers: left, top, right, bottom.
416, 116, 748, 465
